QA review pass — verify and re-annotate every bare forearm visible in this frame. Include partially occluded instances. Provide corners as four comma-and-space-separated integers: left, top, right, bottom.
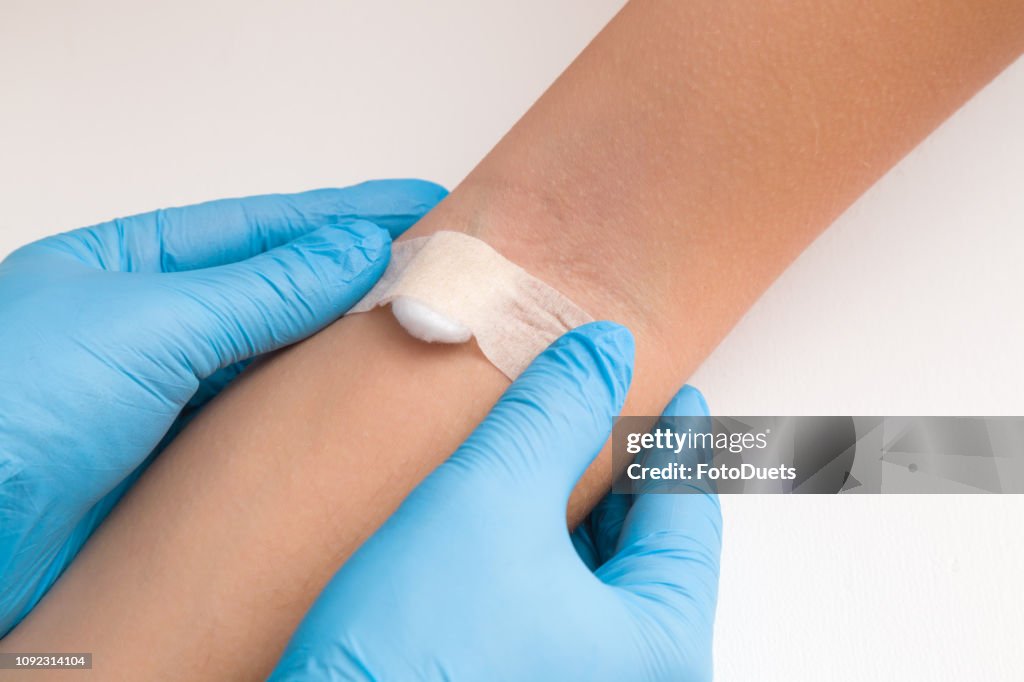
432, 0, 1024, 356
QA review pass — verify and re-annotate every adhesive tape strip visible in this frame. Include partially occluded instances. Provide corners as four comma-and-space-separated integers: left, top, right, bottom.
345, 231, 594, 379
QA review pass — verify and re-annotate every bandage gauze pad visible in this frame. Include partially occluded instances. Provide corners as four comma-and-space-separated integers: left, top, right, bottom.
345, 231, 593, 379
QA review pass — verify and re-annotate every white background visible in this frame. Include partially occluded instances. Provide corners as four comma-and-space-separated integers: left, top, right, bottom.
2, 1, 1022, 679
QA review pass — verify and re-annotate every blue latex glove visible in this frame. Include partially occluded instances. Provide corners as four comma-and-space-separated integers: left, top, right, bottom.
0, 179, 446, 636
271, 322, 722, 681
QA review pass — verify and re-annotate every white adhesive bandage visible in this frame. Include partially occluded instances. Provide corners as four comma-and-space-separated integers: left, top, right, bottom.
345, 231, 593, 379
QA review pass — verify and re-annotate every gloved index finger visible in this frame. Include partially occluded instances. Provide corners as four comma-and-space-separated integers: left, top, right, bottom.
24, 179, 446, 273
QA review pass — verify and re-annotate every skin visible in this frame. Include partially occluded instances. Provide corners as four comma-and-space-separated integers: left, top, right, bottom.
4, 0, 1022, 679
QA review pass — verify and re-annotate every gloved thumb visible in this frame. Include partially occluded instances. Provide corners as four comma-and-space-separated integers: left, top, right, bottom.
448, 321, 634, 509
160, 219, 389, 378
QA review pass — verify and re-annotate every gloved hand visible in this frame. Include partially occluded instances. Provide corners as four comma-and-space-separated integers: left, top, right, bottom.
271, 322, 723, 682
0, 179, 446, 636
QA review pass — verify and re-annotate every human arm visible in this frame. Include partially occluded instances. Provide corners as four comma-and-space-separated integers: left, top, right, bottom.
4, 0, 1022, 679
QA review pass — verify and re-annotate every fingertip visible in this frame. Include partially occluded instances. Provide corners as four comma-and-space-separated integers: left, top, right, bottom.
378, 178, 448, 238
663, 384, 710, 418
286, 179, 447, 239
340, 179, 448, 238
575, 320, 635, 360
551, 321, 635, 412
352, 177, 449, 199
392, 178, 449, 204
